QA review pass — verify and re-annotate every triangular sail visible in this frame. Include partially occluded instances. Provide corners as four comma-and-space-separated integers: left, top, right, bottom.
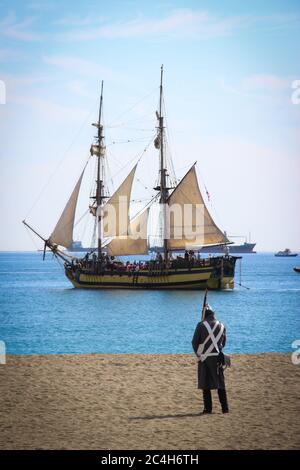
102, 165, 137, 238
167, 165, 229, 250
106, 208, 149, 256
49, 170, 84, 248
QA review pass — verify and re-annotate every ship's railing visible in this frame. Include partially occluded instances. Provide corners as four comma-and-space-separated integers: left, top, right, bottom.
65, 254, 234, 276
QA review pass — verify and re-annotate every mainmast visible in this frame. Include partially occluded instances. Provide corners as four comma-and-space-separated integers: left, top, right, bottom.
93, 81, 105, 258
157, 65, 168, 260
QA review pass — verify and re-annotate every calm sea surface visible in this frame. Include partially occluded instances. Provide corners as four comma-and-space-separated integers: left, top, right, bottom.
0, 252, 299, 354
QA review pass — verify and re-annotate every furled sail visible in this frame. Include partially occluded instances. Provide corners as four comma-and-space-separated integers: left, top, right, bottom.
166, 165, 230, 250
102, 165, 137, 238
106, 208, 149, 256
49, 170, 84, 248
90, 144, 105, 157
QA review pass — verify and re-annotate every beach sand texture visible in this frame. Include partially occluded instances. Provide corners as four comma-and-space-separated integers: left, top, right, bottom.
0, 353, 299, 450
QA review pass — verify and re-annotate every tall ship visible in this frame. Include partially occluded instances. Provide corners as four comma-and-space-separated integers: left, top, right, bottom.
24, 67, 240, 290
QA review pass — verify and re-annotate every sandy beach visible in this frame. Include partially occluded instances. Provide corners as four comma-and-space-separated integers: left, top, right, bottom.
0, 353, 299, 450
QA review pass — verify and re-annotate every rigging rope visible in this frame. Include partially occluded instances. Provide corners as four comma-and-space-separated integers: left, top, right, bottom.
161, 95, 177, 186
24, 224, 41, 250
131, 193, 160, 220
107, 86, 158, 127
238, 258, 250, 290
107, 134, 156, 193
74, 209, 90, 228
91, 217, 97, 248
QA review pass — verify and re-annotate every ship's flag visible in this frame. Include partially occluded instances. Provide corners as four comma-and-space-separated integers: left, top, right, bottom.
205, 186, 210, 201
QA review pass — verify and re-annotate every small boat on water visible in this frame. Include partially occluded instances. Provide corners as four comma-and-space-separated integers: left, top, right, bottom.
293, 267, 300, 273
275, 248, 298, 257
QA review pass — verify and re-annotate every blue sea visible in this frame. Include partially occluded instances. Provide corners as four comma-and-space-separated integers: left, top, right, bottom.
0, 252, 299, 354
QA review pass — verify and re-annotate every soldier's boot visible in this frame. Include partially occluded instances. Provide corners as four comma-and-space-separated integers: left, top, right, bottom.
201, 389, 212, 414
218, 388, 229, 413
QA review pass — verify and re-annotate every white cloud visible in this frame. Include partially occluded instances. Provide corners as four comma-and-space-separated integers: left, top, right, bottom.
27, 2, 55, 12
0, 11, 42, 41
1, 72, 93, 119
10, 93, 89, 124
1, 72, 59, 109
243, 74, 290, 91
1, 8, 299, 43
219, 74, 297, 106
0, 48, 9, 61
43, 55, 114, 79
55, 9, 300, 42
251, 13, 300, 32
2, 72, 55, 89
54, 15, 106, 27
57, 9, 242, 41
66, 80, 92, 98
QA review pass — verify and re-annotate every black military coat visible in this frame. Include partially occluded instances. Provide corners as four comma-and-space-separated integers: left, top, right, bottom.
192, 314, 227, 390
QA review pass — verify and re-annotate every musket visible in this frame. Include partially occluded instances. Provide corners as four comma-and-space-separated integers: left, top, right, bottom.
201, 288, 208, 321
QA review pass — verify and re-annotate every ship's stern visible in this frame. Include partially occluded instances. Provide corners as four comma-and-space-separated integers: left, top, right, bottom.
207, 255, 240, 290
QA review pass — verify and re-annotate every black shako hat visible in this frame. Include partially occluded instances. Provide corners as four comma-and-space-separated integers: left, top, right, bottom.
204, 306, 215, 319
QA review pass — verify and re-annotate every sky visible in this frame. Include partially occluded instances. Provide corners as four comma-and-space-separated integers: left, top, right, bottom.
0, 0, 299, 252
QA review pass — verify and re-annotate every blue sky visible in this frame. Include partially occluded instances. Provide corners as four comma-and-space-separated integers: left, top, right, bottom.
0, 0, 300, 251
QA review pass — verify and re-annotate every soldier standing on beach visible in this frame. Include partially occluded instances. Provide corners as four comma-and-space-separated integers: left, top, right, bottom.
192, 305, 229, 414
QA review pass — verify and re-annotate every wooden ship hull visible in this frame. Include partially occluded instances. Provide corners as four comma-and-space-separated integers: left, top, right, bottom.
65, 256, 238, 290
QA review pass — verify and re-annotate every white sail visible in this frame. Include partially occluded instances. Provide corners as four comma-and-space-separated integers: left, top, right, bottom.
102, 165, 137, 238
167, 165, 229, 250
49, 170, 84, 248
106, 208, 149, 256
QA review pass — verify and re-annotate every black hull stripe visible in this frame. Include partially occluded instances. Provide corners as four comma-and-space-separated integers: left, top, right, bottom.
75, 278, 209, 288
74, 267, 214, 277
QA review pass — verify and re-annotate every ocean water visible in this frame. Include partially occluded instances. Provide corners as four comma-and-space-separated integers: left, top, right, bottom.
0, 252, 299, 355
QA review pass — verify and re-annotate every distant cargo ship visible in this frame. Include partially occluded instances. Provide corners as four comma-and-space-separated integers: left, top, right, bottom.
66, 241, 94, 252
199, 242, 256, 254
68, 240, 256, 254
